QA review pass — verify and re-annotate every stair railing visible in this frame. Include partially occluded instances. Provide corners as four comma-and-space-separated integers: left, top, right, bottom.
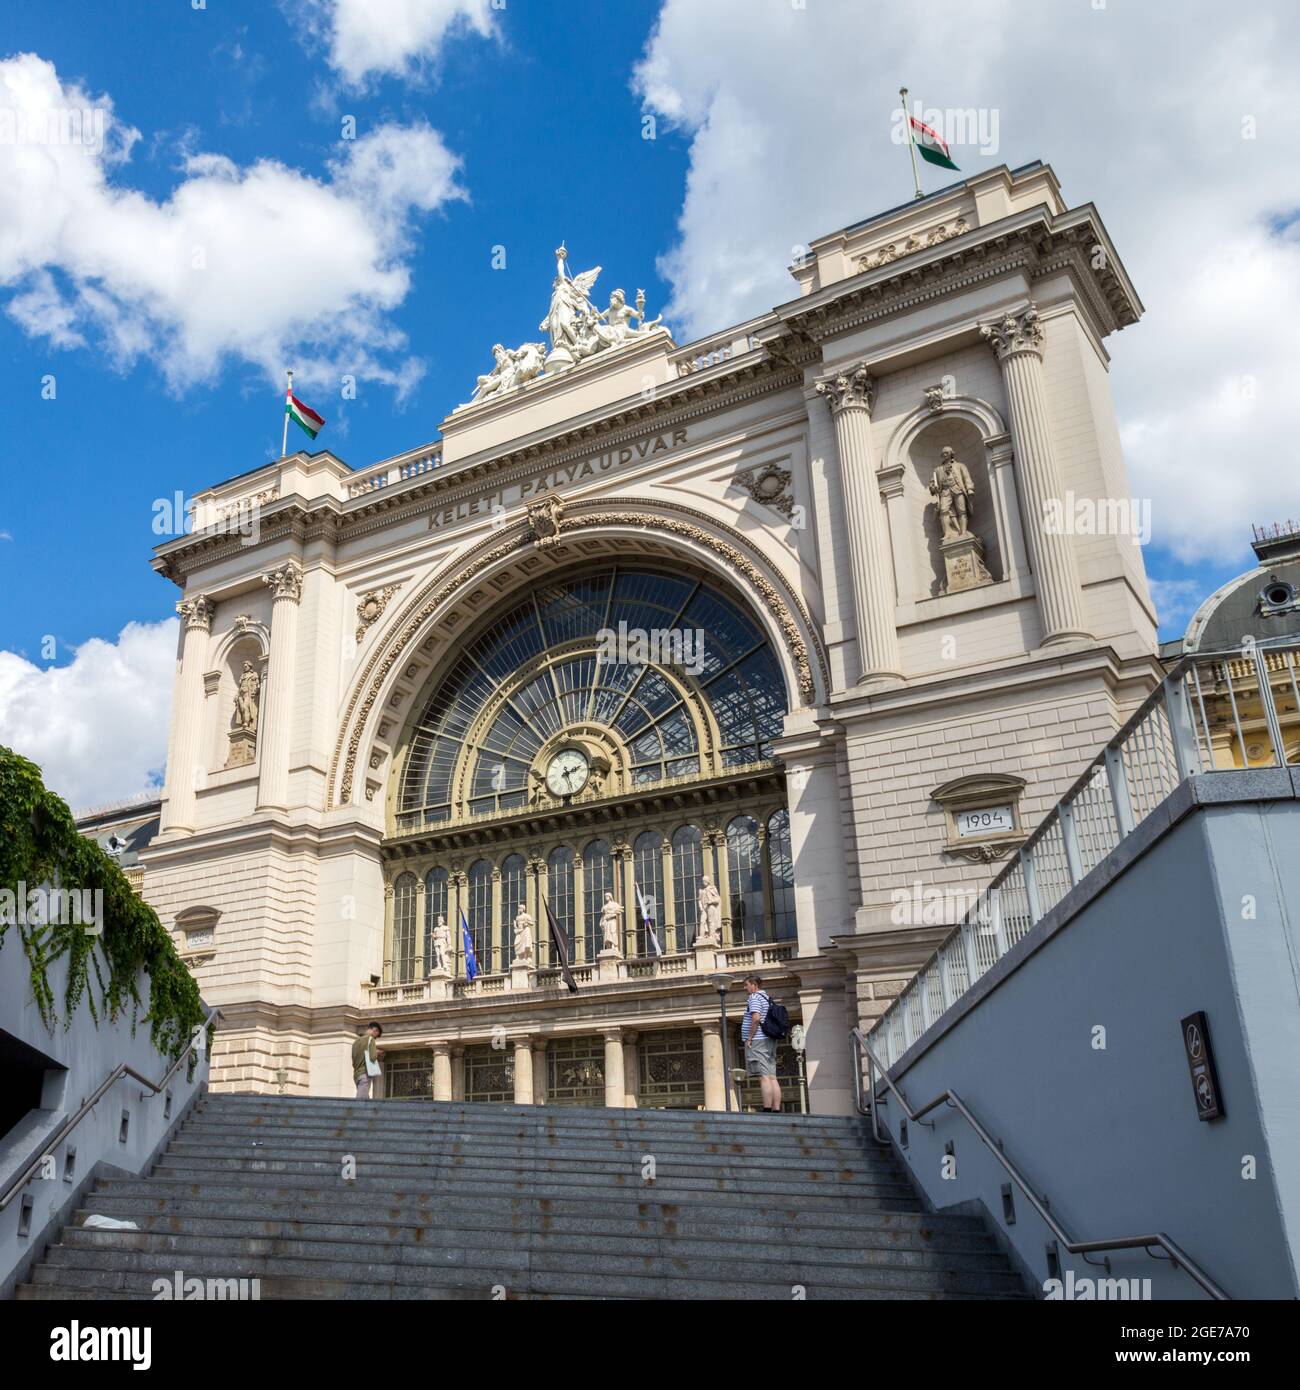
0, 1006, 221, 1213
851, 1027, 1229, 1301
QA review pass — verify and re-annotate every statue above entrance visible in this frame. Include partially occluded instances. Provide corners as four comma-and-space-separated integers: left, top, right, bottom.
462, 243, 663, 408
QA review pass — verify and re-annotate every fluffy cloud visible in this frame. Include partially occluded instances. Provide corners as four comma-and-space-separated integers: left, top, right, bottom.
0, 53, 466, 394
290, 0, 497, 89
633, 0, 1300, 564
0, 619, 177, 811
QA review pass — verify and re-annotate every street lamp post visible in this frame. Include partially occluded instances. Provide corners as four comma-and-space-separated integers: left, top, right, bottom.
713, 975, 733, 1112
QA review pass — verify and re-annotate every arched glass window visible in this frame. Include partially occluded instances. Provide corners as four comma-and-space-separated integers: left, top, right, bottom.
671, 825, 704, 954
633, 831, 664, 957
500, 854, 526, 966
391, 873, 418, 984
423, 867, 448, 974
547, 846, 576, 963
767, 808, 796, 942
726, 816, 763, 945
466, 859, 494, 975
398, 567, 790, 824
581, 840, 613, 963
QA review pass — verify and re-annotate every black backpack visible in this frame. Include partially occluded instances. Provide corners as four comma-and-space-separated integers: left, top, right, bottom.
759, 993, 790, 1040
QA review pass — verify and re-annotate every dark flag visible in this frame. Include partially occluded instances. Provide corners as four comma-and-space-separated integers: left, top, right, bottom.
542, 897, 579, 993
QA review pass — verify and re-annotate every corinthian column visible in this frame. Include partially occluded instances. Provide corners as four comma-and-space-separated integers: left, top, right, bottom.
257, 560, 303, 811
815, 364, 903, 683
981, 306, 1091, 645
162, 595, 215, 835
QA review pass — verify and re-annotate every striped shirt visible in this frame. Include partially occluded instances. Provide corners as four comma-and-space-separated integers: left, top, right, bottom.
742, 990, 769, 1043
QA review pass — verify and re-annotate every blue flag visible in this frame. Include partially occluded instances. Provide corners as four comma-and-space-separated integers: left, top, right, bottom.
460, 909, 479, 981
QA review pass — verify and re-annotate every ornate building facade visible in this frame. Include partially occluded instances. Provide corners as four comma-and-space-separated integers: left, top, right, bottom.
143, 162, 1160, 1112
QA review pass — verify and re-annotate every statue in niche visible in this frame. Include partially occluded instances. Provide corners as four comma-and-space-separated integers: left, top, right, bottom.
928, 446, 976, 539
232, 661, 260, 733
431, 915, 451, 974
696, 876, 722, 945
512, 906, 535, 965
599, 892, 624, 953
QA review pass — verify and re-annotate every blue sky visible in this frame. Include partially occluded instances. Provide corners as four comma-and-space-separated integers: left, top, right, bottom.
2, 0, 1297, 806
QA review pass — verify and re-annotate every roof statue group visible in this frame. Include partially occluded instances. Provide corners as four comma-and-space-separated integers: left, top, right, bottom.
466, 244, 663, 406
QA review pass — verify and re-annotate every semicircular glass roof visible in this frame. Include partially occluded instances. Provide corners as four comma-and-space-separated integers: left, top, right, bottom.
397, 567, 788, 825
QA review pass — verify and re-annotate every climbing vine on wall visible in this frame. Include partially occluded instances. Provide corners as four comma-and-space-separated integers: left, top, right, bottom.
0, 746, 206, 1059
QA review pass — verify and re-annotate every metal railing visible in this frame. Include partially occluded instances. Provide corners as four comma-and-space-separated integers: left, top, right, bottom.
0, 1006, 220, 1213
851, 1028, 1229, 1300
869, 639, 1300, 1068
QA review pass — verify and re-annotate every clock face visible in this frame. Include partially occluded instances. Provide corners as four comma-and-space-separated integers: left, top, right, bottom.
545, 747, 590, 796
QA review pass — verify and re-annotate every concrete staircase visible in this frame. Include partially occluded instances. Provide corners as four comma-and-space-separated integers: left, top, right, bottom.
16, 1094, 1026, 1300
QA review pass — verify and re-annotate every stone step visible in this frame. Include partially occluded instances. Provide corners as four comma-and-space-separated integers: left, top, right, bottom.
37, 1245, 1024, 1297
162, 1139, 899, 1179
178, 1123, 875, 1162
199, 1097, 866, 1135
13, 1274, 1006, 1302
58, 1225, 1008, 1274
79, 1190, 977, 1239
144, 1157, 920, 1202
87, 1180, 931, 1224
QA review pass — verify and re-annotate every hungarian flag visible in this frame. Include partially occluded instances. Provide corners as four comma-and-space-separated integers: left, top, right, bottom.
285, 389, 325, 441
542, 898, 579, 994
908, 114, 959, 171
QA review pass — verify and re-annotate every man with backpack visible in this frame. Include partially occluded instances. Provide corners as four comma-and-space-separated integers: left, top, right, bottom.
741, 974, 789, 1112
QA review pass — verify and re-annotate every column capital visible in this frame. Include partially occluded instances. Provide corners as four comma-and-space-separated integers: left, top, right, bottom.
429, 1040, 452, 1057
176, 594, 215, 631
600, 1026, 623, 1042
980, 303, 1044, 362
262, 559, 304, 603
815, 362, 875, 415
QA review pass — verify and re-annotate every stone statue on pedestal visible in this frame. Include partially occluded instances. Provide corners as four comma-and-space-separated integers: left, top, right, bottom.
430, 915, 451, 974
512, 906, 535, 964
599, 892, 624, 953
928, 447, 976, 539
233, 661, 260, 732
697, 876, 722, 945
928, 446, 993, 594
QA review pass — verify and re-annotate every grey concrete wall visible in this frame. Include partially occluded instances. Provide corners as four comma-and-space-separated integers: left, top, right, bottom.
0, 925, 209, 1297
873, 779, 1300, 1300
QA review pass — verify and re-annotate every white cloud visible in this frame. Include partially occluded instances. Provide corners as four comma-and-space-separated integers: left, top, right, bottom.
632, 0, 1300, 565
0, 618, 177, 810
0, 53, 467, 395
290, 0, 497, 89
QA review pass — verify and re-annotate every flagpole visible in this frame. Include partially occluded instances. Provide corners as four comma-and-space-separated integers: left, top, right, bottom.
281, 369, 292, 459
900, 86, 924, 200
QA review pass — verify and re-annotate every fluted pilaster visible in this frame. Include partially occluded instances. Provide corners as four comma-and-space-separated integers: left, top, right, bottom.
256, 560, 303, 811
981, 306, 1090, 645
162, 595, 215, 834
815, 364, 903, 682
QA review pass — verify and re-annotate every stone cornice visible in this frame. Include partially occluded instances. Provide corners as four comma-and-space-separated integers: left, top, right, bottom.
775, 208, 1140, 346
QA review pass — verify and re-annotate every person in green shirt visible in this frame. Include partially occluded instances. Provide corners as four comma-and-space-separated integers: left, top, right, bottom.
351, 1022, 384, 1100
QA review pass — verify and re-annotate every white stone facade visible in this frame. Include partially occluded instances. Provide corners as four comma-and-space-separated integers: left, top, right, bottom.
143, 163, 1159, 1112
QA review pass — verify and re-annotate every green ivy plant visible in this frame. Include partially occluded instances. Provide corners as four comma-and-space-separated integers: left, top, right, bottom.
0, 745, 206, 1059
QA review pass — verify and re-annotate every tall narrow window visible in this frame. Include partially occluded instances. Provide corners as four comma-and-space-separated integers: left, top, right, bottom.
767, 808, 796, 942
633, 831, 664, 957
547, 845, 575, 963
467, 859, 494, 974
391, 873, 417, 984
581, 840, 613, 962
423, 867, 448, 975
671, 825, 704, 954
500, 854, 526, 966
726, 816, 763, 945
